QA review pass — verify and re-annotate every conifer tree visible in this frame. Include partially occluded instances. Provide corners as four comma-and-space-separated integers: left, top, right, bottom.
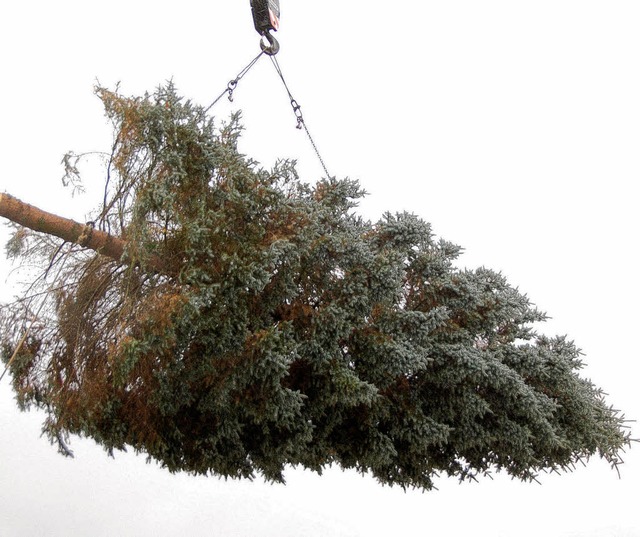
0, 85, 631, 490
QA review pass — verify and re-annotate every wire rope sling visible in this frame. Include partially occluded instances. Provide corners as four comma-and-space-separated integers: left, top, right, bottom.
205, 0, 332, 178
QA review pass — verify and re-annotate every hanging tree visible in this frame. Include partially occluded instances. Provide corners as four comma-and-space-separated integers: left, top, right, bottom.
0, 84, 631, 490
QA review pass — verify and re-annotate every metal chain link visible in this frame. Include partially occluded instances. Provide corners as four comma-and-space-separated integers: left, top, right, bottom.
204, 51, 265, 114
269, 55, 333, 179
204, 48, 333, 179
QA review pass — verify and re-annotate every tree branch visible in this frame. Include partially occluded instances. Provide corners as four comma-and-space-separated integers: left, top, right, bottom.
0, 192, 126, 263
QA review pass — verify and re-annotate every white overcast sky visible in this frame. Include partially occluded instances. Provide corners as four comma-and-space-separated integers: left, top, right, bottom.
1, 1, 639, 535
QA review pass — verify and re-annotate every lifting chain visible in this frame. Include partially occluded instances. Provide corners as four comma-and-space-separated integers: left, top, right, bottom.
206, 0, 333, 179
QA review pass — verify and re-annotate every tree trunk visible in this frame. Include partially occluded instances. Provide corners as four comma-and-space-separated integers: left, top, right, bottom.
0, 193, 126, 263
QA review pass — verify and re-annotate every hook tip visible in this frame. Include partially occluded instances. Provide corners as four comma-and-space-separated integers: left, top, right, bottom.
260, 32, 280, 55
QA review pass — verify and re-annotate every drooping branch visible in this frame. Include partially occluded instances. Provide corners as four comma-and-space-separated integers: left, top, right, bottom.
0, 192, 126, 263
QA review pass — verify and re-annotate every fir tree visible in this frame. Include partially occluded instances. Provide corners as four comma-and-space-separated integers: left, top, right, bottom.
0, 84, 631, 490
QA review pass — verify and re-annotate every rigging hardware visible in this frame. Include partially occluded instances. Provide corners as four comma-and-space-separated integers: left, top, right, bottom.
270, 55, 332, 178
205, 1, 332, 179
250, 0, 280, 55
204, 51, 264, 114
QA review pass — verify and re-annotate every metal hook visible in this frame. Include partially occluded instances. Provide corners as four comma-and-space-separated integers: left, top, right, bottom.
226, 79, 238, 102
260, 31, 280, 55
291, 99, 304, 129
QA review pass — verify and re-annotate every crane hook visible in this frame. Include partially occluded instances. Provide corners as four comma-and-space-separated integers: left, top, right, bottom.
260, 31, 280, 55
251, 0, 280, 55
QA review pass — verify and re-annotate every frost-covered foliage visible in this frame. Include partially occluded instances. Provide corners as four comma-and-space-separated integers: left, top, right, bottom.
0, 84, 630, 490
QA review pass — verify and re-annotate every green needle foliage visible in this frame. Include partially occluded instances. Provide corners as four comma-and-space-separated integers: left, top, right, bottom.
1, 84, 631, 490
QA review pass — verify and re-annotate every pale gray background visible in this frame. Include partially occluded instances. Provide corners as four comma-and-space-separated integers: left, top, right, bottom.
1, 1, 638, 535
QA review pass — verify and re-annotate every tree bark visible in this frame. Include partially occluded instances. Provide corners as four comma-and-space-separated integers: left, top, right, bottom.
0, 192, 127, 263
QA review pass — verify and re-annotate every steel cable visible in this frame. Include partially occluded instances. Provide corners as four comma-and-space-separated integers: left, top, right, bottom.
269, 55, 333, 179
